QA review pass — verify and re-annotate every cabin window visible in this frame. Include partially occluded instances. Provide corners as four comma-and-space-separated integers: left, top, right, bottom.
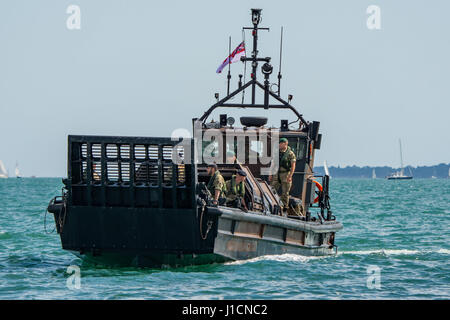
202, 140, 220, 160
250, 140, 264, 155
287, 138, 307, 160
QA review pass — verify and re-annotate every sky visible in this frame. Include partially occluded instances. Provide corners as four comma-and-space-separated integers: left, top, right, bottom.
0, 0, 449, 177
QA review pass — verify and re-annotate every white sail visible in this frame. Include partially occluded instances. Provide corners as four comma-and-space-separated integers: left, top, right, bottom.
0, 160, 8, 178
15, 162, 21, 178
324, 160, 331, 178
372, 168, 376, 179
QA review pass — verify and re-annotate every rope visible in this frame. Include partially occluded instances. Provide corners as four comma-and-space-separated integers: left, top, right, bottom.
44, 198, 55, 234
58, 199, 67, 233
199, 203, 213, 240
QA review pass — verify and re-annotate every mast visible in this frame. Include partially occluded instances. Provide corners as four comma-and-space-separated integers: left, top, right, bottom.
249, 9, 263, 104
199, 9, 308, 127
399, 139, 404, 176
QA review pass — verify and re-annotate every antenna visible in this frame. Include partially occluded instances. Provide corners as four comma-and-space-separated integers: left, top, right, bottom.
278, 26, 283, 97
227, 36, 232, 95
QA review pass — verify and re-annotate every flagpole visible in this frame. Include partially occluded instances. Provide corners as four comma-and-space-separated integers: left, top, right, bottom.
227, 36, 231, 95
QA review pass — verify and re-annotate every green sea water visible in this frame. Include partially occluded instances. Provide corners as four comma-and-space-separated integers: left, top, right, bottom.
0, 178, 449, 299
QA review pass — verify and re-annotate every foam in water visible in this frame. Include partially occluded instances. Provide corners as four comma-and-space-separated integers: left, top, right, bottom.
339, 248, 450, 256
225, 248, 450, 266
225, 254, 329, 265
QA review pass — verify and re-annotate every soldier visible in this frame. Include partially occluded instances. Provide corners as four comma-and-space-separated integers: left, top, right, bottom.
225, 169, 248, 211
269, 138, 296, 211
206, 163, 227, 205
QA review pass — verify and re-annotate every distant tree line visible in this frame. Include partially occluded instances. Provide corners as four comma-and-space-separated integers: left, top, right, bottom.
314, 163, 450, 179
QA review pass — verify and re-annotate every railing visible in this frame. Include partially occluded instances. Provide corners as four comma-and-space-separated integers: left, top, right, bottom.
66, 135, 196, 209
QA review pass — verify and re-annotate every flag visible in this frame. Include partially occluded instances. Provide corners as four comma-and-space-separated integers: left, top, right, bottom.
216, 41, 245, 74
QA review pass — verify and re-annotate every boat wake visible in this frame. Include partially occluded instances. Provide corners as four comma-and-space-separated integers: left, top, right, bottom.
225, 254, 330, 265
338, 248, 450, 256
225, 248, 450, 266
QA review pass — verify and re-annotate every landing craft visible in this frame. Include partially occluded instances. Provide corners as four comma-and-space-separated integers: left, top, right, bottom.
46, 9, 343, 267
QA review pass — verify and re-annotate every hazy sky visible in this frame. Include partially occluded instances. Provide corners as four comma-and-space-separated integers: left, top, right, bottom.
0, 0, 449, 177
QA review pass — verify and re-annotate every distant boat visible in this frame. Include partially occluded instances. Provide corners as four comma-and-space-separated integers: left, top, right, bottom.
15, 162, 22, 178
324, 160, 331, 178
372, 168, 376, 179
0, 160, 8, 179
386, 139, 413, 180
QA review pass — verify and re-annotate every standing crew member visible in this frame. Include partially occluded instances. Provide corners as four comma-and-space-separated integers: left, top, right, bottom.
269, 138, 296, 211
225, 169, 248, 211
206, 163, 227, 205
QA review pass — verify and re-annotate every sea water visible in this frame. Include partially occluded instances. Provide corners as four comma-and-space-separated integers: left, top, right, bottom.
0, 178, 448, 299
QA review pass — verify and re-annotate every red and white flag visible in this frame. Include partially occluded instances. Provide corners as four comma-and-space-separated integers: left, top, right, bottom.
216, 41, 245, 73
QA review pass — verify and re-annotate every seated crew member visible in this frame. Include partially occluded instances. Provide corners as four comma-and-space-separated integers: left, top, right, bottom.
269, 138, 296, 211
206, 163, 227, 205
225, 169, 248, 211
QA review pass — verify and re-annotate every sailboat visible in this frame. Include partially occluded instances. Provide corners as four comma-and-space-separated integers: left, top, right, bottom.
386, 139, 413, 180
372, 168, 376, 179
15, 162, 22, 178
0, 160, 8, 179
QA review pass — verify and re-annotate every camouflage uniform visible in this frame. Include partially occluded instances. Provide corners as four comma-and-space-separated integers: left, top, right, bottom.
225, 175, 245, 205
207, 170, 227, 200
271, 146, 296, 209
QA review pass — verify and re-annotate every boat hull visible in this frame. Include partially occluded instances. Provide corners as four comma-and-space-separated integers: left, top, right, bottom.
72, 251, 231, 268
52, 205, 342, 268
386, 176, 413, 180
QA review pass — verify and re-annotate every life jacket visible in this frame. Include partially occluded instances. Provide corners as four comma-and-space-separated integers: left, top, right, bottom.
230, 175, 245, 197
279, 146, 294, 171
